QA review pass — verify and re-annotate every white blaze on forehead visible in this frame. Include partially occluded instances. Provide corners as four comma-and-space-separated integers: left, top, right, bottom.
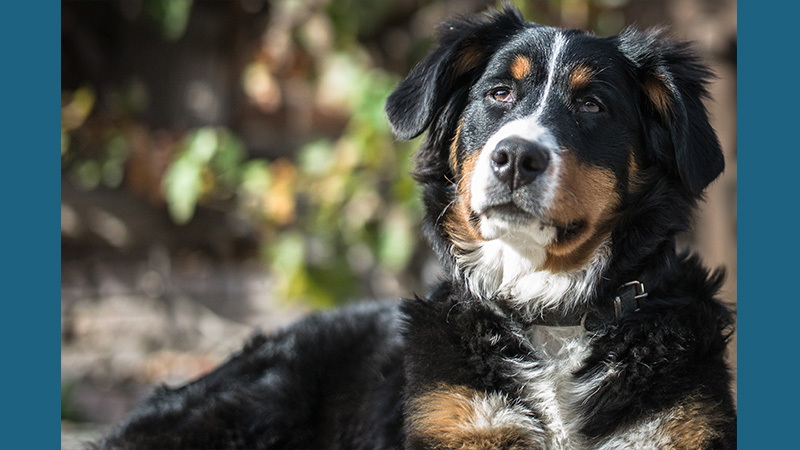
533, 32, 568, 119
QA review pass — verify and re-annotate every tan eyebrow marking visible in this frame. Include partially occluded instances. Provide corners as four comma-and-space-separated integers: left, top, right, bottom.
510, 55, 532, 80
569, 63, 595, 91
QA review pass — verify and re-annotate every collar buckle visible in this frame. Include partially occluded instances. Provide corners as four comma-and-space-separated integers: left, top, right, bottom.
613, 280, 648, 319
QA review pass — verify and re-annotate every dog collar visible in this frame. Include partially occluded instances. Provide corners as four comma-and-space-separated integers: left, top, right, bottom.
529, 280, 649, 331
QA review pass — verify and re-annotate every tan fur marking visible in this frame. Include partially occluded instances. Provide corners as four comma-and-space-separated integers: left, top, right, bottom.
569, 64, 595, 91
627, 151, 645, 195
644, 74, 673, 120
406, 385, 534, 450
449, 121, 464, 174
510, 55, 532, 80
544, 153, 620, 272
663, 398, 730, 450
444, 151, 483, 244
544, 226, 612, 273
455, 43, 484, 76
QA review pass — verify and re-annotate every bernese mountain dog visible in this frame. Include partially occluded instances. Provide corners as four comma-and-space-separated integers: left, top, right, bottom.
97, 5, 737, 450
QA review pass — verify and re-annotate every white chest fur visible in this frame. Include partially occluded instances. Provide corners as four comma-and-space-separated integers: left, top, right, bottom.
507, 325, 603, 449
455, 238, 611, 320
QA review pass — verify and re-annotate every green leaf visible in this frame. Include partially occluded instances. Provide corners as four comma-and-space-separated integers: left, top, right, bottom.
213, 130, 246, 188
163, 158, 202, 224
71, 160, 102, 191
298, 140, 334, 177
240, 160, 272, 196
145, 0, 193, 41
271, 232, 306, 274
378, 210, 415, 271
185, 127, 218, 164
101, 159, 125, 189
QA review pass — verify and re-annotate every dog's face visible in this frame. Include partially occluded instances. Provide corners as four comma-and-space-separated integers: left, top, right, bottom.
386, 7, 723, 309
453, 27, 641, 273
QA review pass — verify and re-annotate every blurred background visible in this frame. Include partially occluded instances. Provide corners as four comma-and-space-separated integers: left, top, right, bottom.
60, 0, 737, 447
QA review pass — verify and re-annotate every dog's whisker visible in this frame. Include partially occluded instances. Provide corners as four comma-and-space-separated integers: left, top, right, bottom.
435, 199, 457, 228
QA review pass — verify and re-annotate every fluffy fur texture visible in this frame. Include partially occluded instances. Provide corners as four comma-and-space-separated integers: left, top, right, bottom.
97, 6, 736, 450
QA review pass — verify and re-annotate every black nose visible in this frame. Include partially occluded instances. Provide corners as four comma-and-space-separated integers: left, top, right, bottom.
490, 137, 550, 189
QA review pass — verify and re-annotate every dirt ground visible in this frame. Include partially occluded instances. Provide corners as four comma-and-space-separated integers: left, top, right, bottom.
60, 184, 311, 448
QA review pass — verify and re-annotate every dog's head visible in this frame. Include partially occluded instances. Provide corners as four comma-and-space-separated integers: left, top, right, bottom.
386, 6, 723, 313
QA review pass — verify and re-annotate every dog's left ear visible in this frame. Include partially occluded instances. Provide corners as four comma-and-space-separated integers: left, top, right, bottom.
385, 6, 527, 141
618, 28, 724, 195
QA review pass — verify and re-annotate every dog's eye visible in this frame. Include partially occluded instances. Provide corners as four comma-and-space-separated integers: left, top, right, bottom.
578, 99, 602, 114
490, 87, 514, 103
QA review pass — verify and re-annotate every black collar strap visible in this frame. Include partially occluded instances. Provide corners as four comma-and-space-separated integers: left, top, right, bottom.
581, 280, 648, 331
528, 280, 649, 331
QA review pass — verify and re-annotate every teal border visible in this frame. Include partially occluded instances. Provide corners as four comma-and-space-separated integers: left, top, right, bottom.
738, 1, 795, 449
2, 1, 60, 448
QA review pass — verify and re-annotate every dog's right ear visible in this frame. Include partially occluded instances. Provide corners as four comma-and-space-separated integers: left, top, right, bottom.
385, 6, 526, 141
618, 27, 724, 196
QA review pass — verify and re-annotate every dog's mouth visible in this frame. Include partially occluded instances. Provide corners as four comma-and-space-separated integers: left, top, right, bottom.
481, 203, 585, 242
483, 203, 533, 224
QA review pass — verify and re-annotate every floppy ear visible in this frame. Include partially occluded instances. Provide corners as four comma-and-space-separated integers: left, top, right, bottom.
385, 6, 526, 141
618, 28, 724, 195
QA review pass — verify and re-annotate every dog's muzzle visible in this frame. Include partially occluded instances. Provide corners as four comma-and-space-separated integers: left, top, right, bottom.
490, 136, 551, 190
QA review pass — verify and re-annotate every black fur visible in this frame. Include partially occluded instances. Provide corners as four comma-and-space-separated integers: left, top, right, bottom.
617, 27, 725, 195
98, 302, 407, 449
97, 6, 736, 449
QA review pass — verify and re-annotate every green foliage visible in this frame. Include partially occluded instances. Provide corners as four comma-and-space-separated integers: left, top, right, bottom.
326, 0, 398, 47
62, 0, 430, 307
163, 128, 246, 224
148, 52, 423, 306
60, 380, 84, 422
144, 0, 193, 41
62, 85, 135, 192
239, 56, 423, 307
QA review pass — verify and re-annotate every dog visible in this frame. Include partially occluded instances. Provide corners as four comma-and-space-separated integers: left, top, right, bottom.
97, 6, 736, 449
